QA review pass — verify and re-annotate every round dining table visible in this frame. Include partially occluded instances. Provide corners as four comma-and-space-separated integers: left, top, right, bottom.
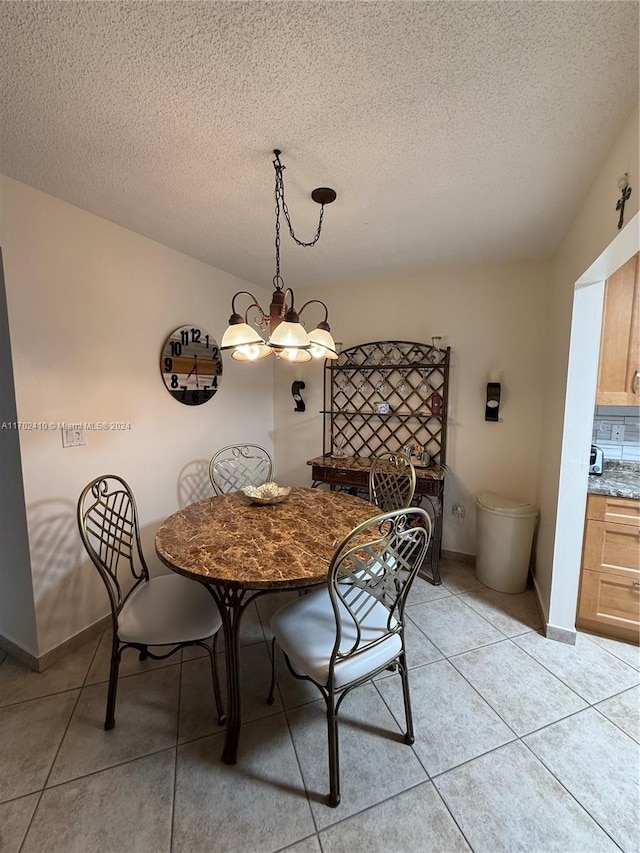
155, 486, 378, 764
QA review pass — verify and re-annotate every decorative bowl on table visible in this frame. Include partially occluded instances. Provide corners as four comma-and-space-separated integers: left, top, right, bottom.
242, 482, 292, 505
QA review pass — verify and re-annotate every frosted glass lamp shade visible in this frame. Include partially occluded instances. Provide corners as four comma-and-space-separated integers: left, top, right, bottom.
220, 322, 266, 351
231, 344, 273, 362
277, 347, 313, 363
308, 326, 338, 359
267, 320, 311, 350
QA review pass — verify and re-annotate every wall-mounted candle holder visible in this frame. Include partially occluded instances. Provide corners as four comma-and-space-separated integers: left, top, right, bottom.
485, 382, 501, 421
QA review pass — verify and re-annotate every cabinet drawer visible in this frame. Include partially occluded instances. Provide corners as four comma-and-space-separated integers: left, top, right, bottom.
587, 494, 640, 527
312, 466, 369, 488
577, 569, 640, 634
583, 519, 640, 578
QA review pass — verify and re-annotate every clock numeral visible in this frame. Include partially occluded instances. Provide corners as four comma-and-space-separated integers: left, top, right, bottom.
215, 360, 223, 376
211, 377, 218, 389
204, 334, 210, 349
164, 357, 173, 372
203, 386, 211, 397
191, 328, 201, 343
180, 385, 187, 401
170, 374, 179, 389
170, 341, 182, 357
191, 390, 200, 404
211, 346, 220, 358
180, 330, 189, 345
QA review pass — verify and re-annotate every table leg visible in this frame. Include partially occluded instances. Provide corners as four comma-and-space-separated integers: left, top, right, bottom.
206, 584, 252, 765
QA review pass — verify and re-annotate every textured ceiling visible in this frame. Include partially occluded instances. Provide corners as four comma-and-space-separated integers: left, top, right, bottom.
1, 1, 638, 289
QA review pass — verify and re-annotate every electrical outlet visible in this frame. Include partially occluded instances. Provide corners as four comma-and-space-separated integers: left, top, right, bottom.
611, 424, 625, 442
452, 504, 465, 518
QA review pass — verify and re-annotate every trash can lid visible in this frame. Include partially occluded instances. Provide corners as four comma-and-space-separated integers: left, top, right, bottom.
476, 491, 538, 517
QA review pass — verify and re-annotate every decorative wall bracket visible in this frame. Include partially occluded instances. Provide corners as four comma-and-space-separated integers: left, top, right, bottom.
291, 380, 306, 412
616, 173, 632, 230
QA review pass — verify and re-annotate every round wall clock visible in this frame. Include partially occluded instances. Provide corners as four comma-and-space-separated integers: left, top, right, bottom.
160, 325, 223, 406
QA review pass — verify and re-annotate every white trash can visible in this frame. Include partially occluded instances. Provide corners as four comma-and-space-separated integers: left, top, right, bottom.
475, 491, 538, 593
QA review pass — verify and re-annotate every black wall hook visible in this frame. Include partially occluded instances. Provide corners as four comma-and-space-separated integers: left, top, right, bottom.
291, 381, 306, 412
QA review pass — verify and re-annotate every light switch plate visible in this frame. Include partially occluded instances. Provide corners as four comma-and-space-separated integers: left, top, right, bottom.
62, 424, 85, 447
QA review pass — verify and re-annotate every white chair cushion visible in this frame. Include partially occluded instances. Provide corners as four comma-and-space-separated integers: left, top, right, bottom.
118, 573, 221, 646
270, 586, 401, 689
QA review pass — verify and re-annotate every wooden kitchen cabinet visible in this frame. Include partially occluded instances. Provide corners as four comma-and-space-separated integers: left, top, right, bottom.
577, 494, 640, 643
596, 252, 639, 405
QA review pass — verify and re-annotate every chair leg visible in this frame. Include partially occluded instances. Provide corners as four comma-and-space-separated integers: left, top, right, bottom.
267, 637, 277, 705
399, 652, 415, 745
105, 642, 121, 731
327, 694, 341, 807
209, 633, 226, 726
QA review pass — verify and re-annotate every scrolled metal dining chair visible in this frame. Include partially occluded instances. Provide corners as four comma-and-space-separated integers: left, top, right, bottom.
267, 506, 432, 807
208, 443, 273, 494
77, 474, 225, 731
369, 450, 417, 511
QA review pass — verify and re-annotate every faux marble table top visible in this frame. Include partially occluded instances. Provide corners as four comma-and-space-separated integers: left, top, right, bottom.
155, 487, 379, 589
588, 460, 640, 501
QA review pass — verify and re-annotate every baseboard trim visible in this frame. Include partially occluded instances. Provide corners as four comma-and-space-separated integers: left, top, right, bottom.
545, 622, 577, 645
0, 614, 111, 672
441, 549, 475, 564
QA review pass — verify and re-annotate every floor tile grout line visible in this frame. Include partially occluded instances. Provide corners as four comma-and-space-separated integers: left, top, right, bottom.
18, 684, 85, 852
429, 777, 478, 852
509, 633, 640, 705
374, 648, 611, 783
252, 592, 328, 841
169, 655, 184, 853
588, 700, 640, 745
272, 832, 323, 853
256, 602, 324, 836
14, 634, 104, 852
27, 744, 179, 796
36, 631, 104, 791
314, 780, 439, 844
581, 631, 640, 671
518, 738, 627, 853
372, 675, 433, 782
270, 659, 323, 838
445, 638, 590, 736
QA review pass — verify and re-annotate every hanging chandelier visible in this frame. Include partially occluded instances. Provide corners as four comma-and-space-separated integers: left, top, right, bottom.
220, 149, 338, 364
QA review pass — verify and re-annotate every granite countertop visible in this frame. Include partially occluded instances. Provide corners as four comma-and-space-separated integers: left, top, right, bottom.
588, 460, 640, 500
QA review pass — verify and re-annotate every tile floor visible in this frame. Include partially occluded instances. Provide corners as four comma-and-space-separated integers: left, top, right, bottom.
1, 559, 639, 853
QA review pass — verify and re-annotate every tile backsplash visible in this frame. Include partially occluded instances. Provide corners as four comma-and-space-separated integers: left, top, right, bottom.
592, 406, 640, 461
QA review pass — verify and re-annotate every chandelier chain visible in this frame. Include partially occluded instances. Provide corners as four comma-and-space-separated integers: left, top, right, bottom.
274, 153, 325, 248
273, 168, 283, 288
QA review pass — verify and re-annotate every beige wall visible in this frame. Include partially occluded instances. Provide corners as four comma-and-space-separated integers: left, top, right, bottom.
274, 258, 552, 556
0, 177, 275, 656
537, 104, 639, 631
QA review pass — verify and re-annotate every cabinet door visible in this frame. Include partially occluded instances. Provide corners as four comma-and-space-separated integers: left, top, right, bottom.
596, 252, 639, 405
582, 519, 640, 579
577, 569, 640, 641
